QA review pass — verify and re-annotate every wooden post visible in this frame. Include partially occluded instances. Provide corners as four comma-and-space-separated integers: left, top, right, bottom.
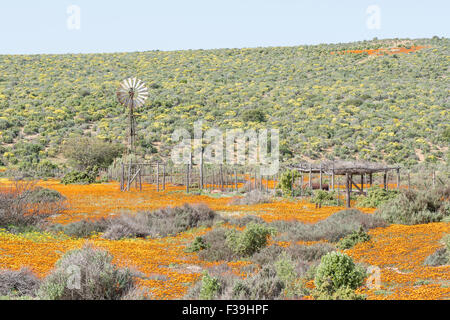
319, 164, 322, 190
200, 159, 204, 190
383, 171, 387, 190
331, 169, 335, 191
220, 164, 224, 191
163, 163, 166, 191
309, 165, 312, 188
360, 174, 364, 194
369, 173, 373, 187
127, 161, 132, 191
121, 163, 125, 191
291, 170, 294, 197
156, 162, 160, 192
234, 169, 238, 191
139, 165, 142, 191
396, 168, 400, 191
186, 163, 190, 193
345, 173, 351, 208
337, 175, 340, 204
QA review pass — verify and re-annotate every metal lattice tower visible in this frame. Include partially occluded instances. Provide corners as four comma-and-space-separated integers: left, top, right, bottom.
116, 78, 148, 154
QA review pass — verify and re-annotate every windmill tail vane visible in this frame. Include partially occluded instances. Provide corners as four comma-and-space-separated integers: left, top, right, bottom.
116, 77, 149, 154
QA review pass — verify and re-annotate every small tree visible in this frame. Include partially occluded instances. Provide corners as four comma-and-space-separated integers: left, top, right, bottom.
62, 136, 123, 170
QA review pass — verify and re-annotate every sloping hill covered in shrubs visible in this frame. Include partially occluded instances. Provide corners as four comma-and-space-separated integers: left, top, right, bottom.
0, 37, 449, 174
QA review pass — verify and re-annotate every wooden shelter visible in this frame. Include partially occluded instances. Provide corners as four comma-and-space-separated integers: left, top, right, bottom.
288, 161, 401, 208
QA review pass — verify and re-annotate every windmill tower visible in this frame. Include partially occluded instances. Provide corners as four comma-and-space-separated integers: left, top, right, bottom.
117, 78, 148, 191
117, 78, 148, 154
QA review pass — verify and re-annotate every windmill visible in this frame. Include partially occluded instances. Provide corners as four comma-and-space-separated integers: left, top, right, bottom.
117, 77, 149, 154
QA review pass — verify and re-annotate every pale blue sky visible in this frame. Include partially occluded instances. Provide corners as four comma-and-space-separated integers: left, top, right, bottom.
0, 0, 448, 54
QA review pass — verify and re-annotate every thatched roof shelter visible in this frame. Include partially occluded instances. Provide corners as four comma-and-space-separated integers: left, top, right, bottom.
287, 160, 401, 208
288, 160, 400, 175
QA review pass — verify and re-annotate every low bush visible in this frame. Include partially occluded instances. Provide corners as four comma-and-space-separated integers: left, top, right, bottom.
424, 248, 449, 266
311, 190, 340, 207
38, 244, 141, 300
61, 167, 98, 185
51, 218, 110, 238
273, 209, 386, 243
27, 187, 66, 203
286, 243, 336, 263
185, 236, 209, 253
356, 186, 398, 208
199, 272, 221, 300
274, 252, 307, 298
224, 215, 266, 227
0, 180, 66, 232
197, 228, 237, 261
226, 223, 276, 257
102, 203, 216, 240
313, 252, 366, 300
230, 190, 271, 205
251, 244, 285, 266
186, 264, 285, 300
376, 187, 450, 225
0, 268, 40, 298
424, 234, 449, 266
337, 228, 371, 250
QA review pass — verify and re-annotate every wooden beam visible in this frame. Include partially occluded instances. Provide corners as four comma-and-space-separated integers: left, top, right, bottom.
346, 173, 351, 208
396, 168, 400, 191
349, 176, 363, 194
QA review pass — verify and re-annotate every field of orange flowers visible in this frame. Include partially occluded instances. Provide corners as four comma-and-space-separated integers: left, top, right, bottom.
0, 179, 448, 300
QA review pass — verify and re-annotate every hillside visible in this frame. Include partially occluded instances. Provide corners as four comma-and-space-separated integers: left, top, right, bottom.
0, 37, 448, 173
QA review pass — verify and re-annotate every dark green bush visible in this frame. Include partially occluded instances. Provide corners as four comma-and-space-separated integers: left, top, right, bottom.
199, 272, 221, 300
61, 167, 98, 185
313, 251, 366, 300
185, 236, 209, 253
226, 223, 276, 257
356, 186, 398, 208
337, 227, 371, 249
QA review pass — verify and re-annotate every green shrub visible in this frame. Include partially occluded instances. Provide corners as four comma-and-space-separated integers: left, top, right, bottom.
199, 272, 220, 300
356, 186, 398, 208
337, 227, 371, 249
376, 187, 449, 225
226, 223, 276, 257
185, 236, 209, 253
61, 167, 98, 185
314, 252, 366, 297
38, 244, 140, 300
311, 190, 340, 207
62, 136, 123, 170
278, 170, 300, 196
274, 252, 306, 298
